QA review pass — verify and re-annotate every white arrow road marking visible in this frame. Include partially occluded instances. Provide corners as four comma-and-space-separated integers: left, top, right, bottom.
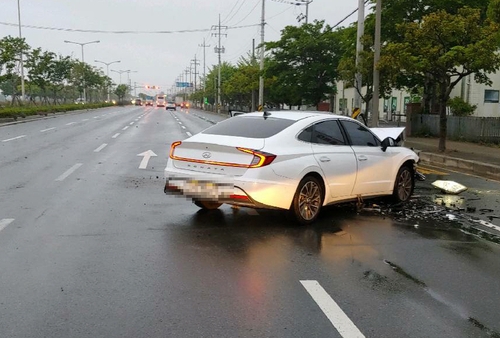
137, 150, 157, 169
186, 132, 192, 137
300, 280, 365, 338
94, 143, 108, 152
112, 133, 120, 139
40, 127, 56, 133
66, 122, 77, 126
2, 135, 26, 142
0, 219, 15, 233
122, 126, 129, 131
56, 163, 83, 181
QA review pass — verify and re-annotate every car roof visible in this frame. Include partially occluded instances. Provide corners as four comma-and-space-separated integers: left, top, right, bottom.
240, 110, 354, 122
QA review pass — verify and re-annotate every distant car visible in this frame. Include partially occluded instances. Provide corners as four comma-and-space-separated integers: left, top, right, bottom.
166, 101, 176, 111
164, 111, 421, 224
74, 98, 86, 105
134, 98, 142, 106
145, 99, 154, 106
180, 102, 190, 109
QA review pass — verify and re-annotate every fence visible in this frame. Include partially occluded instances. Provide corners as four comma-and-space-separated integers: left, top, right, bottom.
410, 114, 500, 143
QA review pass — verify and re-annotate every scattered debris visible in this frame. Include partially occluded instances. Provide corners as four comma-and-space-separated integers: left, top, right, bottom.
432, 180, 468, 194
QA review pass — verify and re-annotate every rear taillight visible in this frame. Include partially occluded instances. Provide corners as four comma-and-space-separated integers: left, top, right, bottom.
237, 148, 276, 168
170, 141, 182, 159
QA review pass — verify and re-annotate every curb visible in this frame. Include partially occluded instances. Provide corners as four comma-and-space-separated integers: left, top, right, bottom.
418, 151, 500, 180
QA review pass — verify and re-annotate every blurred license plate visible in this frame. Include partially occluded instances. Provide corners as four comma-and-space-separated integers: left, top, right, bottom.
182, 179, 231, 199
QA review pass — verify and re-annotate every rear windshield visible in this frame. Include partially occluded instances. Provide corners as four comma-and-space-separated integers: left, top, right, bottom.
157, 97, 164, 100
202, 116, 295, 138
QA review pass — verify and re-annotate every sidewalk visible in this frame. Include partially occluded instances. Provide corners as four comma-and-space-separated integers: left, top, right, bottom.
405, 137, 500, 180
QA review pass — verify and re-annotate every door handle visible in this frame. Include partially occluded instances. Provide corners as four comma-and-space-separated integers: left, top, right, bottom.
319, 156, 331, 162
357, 155, 368, 161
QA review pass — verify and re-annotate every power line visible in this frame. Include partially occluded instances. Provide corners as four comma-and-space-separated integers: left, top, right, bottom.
332, 0, 369, 29
222, 0, 244, 23
224, 0, 249, 25
232, 0, 261, 26
0, 21, 260, 34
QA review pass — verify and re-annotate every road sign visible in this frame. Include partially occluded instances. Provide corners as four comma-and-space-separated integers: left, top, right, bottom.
352, 107, 361, 119
258, 105, 263, 112
176, 82, 193, 88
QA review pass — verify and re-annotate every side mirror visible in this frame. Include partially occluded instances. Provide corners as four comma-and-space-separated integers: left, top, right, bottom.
381, 137, 395, 152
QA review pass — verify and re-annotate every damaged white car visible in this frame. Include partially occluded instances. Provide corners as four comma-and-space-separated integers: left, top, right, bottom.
164, 111, 422, 224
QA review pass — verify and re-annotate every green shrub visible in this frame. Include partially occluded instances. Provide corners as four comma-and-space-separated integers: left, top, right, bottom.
448, 96, 477, 116
0, 103, 115, 119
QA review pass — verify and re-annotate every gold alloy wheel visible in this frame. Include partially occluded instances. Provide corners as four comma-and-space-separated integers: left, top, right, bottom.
397, 168, 413, 201
298, 180, 322, 221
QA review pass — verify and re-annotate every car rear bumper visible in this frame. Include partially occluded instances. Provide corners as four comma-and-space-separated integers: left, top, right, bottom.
164, 164, 296, 210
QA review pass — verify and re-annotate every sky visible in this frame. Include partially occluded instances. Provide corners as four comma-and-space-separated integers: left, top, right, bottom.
1, 0, 364, 96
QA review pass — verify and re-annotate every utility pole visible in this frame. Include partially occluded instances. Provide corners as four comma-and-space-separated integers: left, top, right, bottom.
191, 55, 200, 91
371, 0, 382, 127
184, 68, 190, 101
252, 38, 256, 112
17, 0, 25, 102
353, 0, 365, 118
212, 14, 227, 114
199, 39, 211, 90
95, 59, 120, 102
259, 0, 265, 111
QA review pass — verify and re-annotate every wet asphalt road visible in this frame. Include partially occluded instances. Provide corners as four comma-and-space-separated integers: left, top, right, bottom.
0, 106, 499, 338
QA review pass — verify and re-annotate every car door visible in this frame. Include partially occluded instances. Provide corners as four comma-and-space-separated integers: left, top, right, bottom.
340, 120, 396, 196
299, 120, 357, 199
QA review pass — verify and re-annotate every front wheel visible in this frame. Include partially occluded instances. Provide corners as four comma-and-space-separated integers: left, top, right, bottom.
290, 176, 324, 225
392, 165, 414, 202
194, 200, 222, 210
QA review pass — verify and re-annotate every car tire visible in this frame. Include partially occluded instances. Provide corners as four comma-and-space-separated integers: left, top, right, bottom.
194, 200, 222, 210
392, 165, 414, 203
290, 176, 324, 225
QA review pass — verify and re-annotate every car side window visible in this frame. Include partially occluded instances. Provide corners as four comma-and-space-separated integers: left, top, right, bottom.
311, 120, 346, 145
341, 121, 380, 146
297, 126, 313, 142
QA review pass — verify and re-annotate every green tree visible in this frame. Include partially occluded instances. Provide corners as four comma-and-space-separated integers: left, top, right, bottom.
25, 47, 56, 104
0, 36, 30, 104
447, 96, 477, 116
114, 84, 129, 103
379, 8, 500, 151
265, 20, 341, 108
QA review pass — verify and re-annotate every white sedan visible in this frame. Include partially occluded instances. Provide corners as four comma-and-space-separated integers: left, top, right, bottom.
164, 111, 420, 224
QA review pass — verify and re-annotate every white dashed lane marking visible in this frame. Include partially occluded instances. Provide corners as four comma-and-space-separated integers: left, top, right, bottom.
55, 163, 83, 182
40, 127, 56, 133
301, 280, 365, 338
186, 132, 192, 137
112, 133, 120, 139
2, 135, 26, 142
122, 126, 129, 131
66, 122, 77, 126
181, 126, 186, 129
129, 122, 134, 125
0, 219, 15, 233
94, 143, 108, 152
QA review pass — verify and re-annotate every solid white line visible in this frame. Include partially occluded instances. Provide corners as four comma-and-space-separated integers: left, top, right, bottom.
181, 126, 186, 129
186, 132, 192, 137
40, 127, 56, 133
55, 163, 83, 182
129, 122, 134, 125
66, 122, 77, 126
112, 133, 120, 139
0, 219, 15, 233
94, 143, 108, 152
2, 135, 26, 142
300, 280, 365, 338
122, 126, 129, 131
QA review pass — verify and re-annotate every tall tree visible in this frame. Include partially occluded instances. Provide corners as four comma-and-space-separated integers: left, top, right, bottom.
0, 36, 30, 104
265, 20, 341, 108
378, 8, 500, 151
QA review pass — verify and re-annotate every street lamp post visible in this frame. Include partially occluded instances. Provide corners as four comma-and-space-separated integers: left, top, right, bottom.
126, 70, 137, 97
111, 69, 129, 85
17, 0, 25, 102
95, 59, 120, 102
64, 40, 100, 102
